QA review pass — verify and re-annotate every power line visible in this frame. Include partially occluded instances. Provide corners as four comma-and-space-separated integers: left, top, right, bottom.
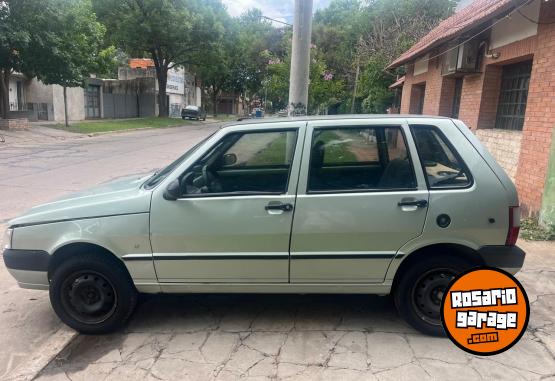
513, 0, 555, 25
261, 15, 292, 27
403, 0, 535, 67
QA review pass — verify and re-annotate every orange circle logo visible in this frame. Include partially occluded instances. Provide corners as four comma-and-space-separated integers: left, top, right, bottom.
441, 267, 529, 356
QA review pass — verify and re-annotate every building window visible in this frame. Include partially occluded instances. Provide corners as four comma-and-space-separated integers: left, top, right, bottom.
451, 78, 463, 119
495, 60, 532, 131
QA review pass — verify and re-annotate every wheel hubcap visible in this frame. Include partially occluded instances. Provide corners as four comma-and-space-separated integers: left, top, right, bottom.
61, 271, 117, 324
412, 269, 456, 325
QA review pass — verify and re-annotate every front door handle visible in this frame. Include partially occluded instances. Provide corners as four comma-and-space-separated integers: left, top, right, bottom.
398, 199, 428, 208
265, 202, 293, 212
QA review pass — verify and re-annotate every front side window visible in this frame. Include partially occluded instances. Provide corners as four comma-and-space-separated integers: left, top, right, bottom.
180, 130, 297, 196
410, 125, 471, 188
308, 127, 416, 192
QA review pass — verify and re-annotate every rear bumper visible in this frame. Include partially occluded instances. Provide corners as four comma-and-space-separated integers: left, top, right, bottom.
3, 249, 50, 289
182, 112, 200, 118
477, 245, 526, 275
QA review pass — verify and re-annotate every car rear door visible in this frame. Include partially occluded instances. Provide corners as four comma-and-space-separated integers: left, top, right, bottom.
289, 118, 429, 283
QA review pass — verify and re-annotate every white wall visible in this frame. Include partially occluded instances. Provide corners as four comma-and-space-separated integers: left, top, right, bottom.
25, 79, 54, 104
490, 0, 539, 49
8, 78, 18, 108
196, 87, 202, 107
52, 85, 85, 122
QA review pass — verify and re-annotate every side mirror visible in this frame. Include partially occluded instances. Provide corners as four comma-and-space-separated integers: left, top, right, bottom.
163, 179, 181, 201
222, 153, 237, 166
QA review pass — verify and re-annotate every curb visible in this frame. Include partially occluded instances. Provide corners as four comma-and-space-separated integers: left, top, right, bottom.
3, 326, 78, 381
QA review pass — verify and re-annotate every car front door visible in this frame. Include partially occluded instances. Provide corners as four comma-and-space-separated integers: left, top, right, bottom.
290, 119, 429, 283
149, 123, 304, 283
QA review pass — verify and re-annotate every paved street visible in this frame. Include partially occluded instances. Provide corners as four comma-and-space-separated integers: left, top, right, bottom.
0, 124, 554, 380
0, 123, 219, 379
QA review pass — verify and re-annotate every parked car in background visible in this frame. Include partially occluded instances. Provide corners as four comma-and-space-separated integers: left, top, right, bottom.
3, 115, 524, 336
181, 105, 206, 121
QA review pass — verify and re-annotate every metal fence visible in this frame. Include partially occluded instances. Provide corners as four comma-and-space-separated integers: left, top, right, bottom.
102, 94, 156, 119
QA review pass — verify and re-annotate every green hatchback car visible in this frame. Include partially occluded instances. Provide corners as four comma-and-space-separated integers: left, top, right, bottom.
3, 116, 525, 335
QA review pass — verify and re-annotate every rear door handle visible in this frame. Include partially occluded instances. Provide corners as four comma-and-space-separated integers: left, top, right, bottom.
397, 199, 428, 208
265, 202, 293, 212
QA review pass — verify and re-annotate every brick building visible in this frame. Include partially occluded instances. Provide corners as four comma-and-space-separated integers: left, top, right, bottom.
388, 0, 555, 223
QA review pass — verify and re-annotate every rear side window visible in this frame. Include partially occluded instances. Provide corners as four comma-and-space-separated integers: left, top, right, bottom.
410, 125, 471, 189
308, 126, 416, 192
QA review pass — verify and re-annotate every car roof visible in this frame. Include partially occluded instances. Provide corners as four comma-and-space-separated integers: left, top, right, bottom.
221, 114, 453, 129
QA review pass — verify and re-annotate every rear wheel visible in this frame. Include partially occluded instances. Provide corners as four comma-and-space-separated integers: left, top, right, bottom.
393, 256, 473, 336
49, 253, 137, 334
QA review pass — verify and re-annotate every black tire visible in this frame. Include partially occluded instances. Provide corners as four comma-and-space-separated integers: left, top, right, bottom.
393, 256, 473, 336
49, 253, 138, 334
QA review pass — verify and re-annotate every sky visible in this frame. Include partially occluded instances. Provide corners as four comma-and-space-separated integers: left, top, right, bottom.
222, 0, 332, 25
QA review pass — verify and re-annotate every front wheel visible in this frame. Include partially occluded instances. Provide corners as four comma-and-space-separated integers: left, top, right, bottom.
393, 256, 473, 336
49, 253, 137, 334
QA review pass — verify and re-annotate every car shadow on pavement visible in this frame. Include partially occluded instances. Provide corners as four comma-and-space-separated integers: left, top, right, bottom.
124, 293, 413, 334
39, 293, 420, 379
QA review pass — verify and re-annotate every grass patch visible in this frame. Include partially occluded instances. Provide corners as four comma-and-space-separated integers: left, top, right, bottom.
48, 117, 193, 134
247, 133, 289, 166
245, 130, 359, 166
315, 130, 358, 163
520, 218, 555, 241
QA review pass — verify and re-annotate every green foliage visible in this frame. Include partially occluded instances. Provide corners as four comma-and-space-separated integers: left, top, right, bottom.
311, 0, 455, 114
0, 0, 107, 119
520, 218, 555, 241
93, 0, 226, 116
30, 0, 106, 88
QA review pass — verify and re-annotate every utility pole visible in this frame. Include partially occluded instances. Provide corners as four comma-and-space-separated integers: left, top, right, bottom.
351, 55, 360, 114
288, 0, 313, 116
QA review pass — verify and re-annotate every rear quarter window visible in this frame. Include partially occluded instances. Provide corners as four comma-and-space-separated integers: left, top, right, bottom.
410, 125, 472, 189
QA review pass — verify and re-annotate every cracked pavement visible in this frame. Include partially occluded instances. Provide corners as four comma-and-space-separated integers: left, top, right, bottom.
37, 252, 555, 381
0, 124, 554, 380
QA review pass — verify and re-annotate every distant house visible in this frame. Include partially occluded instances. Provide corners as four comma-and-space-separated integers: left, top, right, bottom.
121, 58, 202, 118
388, 0, 555, 220
5, 59, 201, 122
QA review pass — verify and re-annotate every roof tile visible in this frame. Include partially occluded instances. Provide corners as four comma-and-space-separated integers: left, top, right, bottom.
388, 0, 526, 68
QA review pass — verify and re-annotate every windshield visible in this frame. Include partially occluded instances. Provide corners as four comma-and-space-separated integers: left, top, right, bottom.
185, 105, 199, 111
143, 132, 216, 189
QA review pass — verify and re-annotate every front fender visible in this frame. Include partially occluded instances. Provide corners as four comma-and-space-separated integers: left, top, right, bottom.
11, 213, 156, 283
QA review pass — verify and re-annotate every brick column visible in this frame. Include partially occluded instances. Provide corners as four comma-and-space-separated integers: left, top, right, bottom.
515, 0, 555, 215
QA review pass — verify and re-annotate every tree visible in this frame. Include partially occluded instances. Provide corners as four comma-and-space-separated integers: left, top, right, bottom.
0, 0, 109, 122
29, 0, 107, 127
310, 0, 455, 114
93, 0, 225, 117
0, 0, 49, 118
195, 19, 236, 117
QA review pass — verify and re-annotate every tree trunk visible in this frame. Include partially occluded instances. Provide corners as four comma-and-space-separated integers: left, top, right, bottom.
152, 60, 169, 117
63, 86, 69, 127
0, 69, 10, 120
157, 71, 168, 118
212, 90, 218, 117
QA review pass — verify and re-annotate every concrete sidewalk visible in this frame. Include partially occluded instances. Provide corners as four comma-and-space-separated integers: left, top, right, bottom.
33, 240, 555, 381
